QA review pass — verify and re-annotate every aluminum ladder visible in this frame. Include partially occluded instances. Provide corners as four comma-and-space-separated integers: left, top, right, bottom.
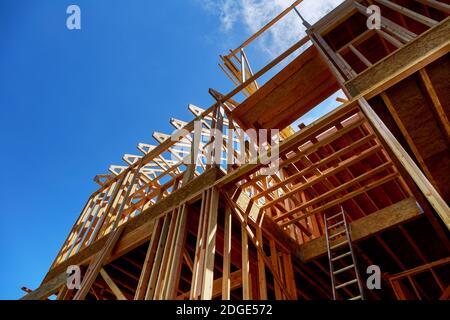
324, 206, 365, 300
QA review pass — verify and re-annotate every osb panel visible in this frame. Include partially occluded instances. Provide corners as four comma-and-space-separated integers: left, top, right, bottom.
386, 75, 447, 159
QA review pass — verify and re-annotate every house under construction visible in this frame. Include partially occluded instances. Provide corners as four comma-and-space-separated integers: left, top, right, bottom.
22, 0, 450, 300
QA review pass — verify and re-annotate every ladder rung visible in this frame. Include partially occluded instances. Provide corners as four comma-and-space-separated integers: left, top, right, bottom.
331, 251, 352, 262
327, 212, 343, 221
330, 239, 348, 250
329, 229, 345, 239
335, 279, 358, 290
328, 220, 344, 229
333, 264, 355, 275
348, 295, 362, 300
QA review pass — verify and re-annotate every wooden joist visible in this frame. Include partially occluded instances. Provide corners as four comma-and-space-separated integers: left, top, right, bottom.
99, 268, 127, 300
346, 17, 450, 96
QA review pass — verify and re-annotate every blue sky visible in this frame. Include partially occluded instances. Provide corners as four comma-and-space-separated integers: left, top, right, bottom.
0, 0, 341, 299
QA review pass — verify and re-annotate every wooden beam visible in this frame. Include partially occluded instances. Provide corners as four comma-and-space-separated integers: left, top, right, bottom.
154, 212, 178, 299
99, 268, 127, 300
145, 214, 171, 299
391, 279, 413, 299
300, 198, 422, 261
419, 68, 450, 144
231, 187, 304, 261
222, 207, 232, 300
376, 29, 403, 48
223, 191, 295, 299
200, 187, 219, 300
274, 161, 394, 222
269, 240, 282, 299
227, 0, 303, 57
134, 218, 163, 300
256, 228, 268, 300
413, 0, 450, 15
380, 92, 438, 187
375, 0, 438, 27
338, 29, 375, 54
354, 1, 417, 42
254, 132, 376, 202
164, 204, 189, 299
440, 285, 450, 300
388, 256, 450, 280
20, 272, 67, 300
261, 144, 382, 210
241, 219, 251, 300
190, 190, 209, 300
282, 253, 297, 300
349, 44, 372, 67
346, 17, 450, 96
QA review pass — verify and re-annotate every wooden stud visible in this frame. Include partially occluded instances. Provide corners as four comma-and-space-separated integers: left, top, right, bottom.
241, 218, 250, 300
256, 227, 268, 300
201, 187, 219, 300
134, 217, 164, 300
222, 207, 232, 300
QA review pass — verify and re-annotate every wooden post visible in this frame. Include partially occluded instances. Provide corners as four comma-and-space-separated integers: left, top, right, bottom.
154, 209, 178, 299
269, 240, 282, 299
375, 0, 438, 27
164, 204, 189, 299
190, 190, 210, 300
134, 218, 163, 300
282, 253, 297, 300
201, 187, 220, 300
145, 214, 171, 299
256, 228, 268, 300
222, 207, 232, 300
241, 219, 250, 300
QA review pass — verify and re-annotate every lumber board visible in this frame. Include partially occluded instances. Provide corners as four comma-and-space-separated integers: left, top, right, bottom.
345, 17, 450, 96
300, 197, 422, 261
100, 268, 127, 300
20, 271, 67, 300
231, 45, 340, 130
200, 187, 219, 300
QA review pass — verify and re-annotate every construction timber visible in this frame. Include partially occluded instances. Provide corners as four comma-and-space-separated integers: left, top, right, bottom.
22, 0, 450, 300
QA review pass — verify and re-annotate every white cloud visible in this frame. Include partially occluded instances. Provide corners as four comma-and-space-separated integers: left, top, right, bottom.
201, 0, 345, 57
